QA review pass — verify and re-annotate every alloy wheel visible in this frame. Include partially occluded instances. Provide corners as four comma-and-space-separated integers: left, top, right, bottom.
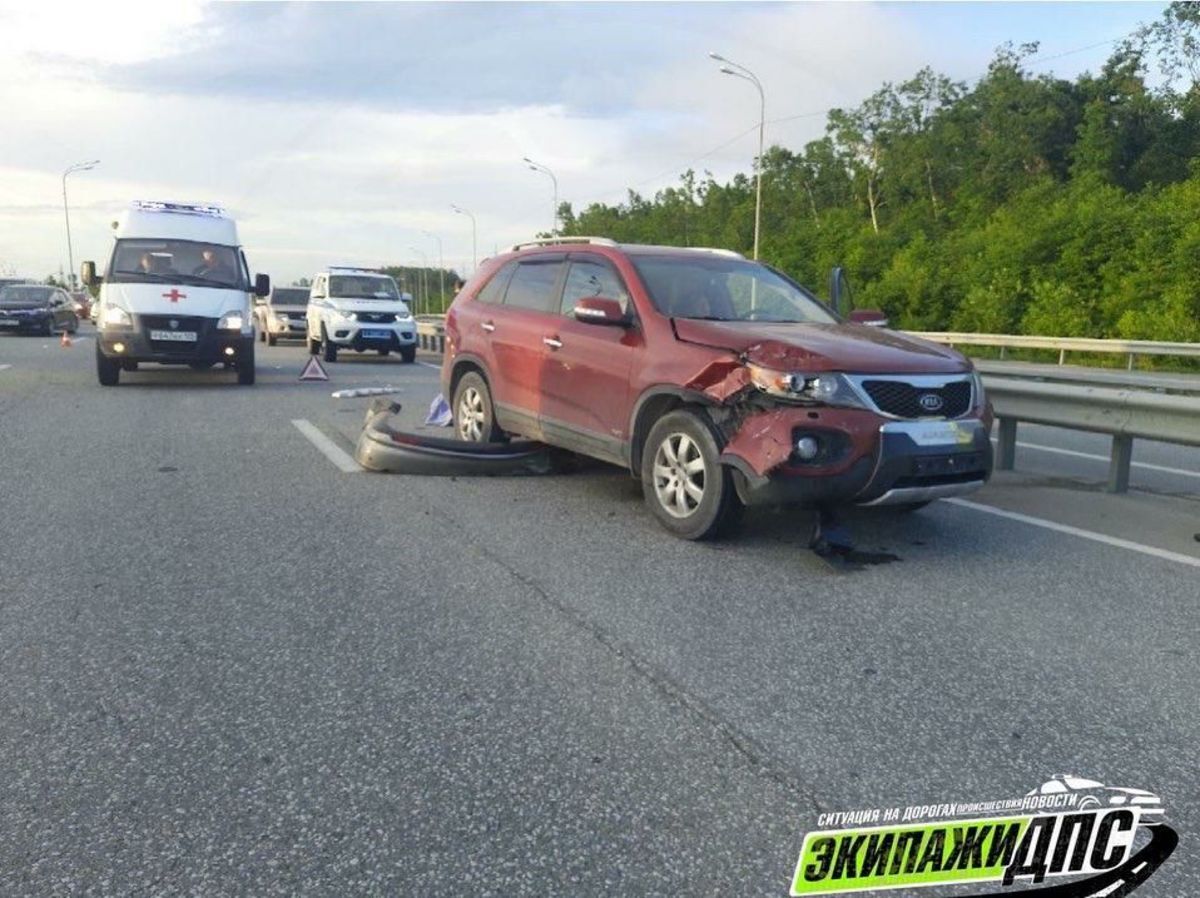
457, 387, 486, 441
652, 432, 706, 518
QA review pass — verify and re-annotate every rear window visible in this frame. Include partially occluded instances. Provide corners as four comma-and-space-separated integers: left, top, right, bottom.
502, 260, 563, 312
475, 262, 517, 305
271, 288, 310, 305
0, 286, 53, 304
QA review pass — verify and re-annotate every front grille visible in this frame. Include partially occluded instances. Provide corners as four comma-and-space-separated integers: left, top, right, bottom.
357, 312, 396, 324
861, 379, 972, 419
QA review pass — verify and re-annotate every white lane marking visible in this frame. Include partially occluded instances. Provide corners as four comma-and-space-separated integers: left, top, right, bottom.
291, 419, 360, 473
417, 361, 441, 370
1132, 862, 1148, 874
946, 498, 1200, 570
68, 336, 91, 344
0, 364, 10, 371
990, 437, 1200, 480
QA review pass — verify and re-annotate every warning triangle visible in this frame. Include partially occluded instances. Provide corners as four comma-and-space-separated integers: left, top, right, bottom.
299, 355, 329, 381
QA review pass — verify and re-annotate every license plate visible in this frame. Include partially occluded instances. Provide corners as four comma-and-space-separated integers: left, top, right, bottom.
0, 318, 18, 327
904, 421, 974, 447
149, 329, 197, 342
361, 329, 391, 339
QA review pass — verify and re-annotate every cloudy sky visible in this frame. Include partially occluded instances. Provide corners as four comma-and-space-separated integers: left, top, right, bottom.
0, 1, 1164, 285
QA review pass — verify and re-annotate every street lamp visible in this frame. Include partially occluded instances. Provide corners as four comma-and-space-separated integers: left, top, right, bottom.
710, 52, 765, 260
450, 204, 477, 273
522, 157, 559, 235
409, 245, 429, 316
63, 159, 99, 289
423, 230, 445, 310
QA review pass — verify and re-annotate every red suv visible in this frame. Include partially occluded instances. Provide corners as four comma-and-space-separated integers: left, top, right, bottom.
441, 238, 993, 540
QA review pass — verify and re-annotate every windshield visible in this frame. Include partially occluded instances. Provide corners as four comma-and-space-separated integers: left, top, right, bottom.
0, 286, 53, 305
329, 275, 399, 300
271, 288, 310, 306
107, 239, 247, 290
632, 255, 837, 324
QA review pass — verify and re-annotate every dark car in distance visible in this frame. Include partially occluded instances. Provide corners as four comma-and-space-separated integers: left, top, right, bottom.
441, 237, 993, 540
0, 285, 80, 336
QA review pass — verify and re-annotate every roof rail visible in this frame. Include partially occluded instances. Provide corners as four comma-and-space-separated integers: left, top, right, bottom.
328, 265, 387, 273
507, 236, 618, 252
692, 247, 745, 259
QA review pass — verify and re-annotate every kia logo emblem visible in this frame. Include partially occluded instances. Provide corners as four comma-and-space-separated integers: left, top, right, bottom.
918, 393, 944, 412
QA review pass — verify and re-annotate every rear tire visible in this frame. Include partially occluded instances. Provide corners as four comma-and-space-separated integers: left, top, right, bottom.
44, 318, 55, 337
400, 345, 416, 364
96, 344, 120, 386
452, 371, 503, 442
641, 409, 742, 540
321, 327, 338, 363
258, 328, 266, 343
377, 348, 390, 357
308, 331, 321, 355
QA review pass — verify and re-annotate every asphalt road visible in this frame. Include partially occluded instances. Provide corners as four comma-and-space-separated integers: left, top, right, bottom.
1, 328, 1196, 896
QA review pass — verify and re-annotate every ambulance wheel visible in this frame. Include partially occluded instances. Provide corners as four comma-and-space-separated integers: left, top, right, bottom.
237, 339, 256, 385
96, 344, 120, 386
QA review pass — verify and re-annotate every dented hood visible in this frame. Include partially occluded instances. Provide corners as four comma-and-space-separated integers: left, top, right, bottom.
672, 319, 969, 374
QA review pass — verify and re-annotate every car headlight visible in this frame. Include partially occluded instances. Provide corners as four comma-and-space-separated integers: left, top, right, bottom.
218, 311, 245, 330
102, 305, 132, 327
746, 363, 869, 410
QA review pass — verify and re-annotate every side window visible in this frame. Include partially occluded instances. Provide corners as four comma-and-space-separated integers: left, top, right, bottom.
476, 261, 517, 305
560, 259, 629, 316
312, 276, 326, 299
502, 260, 564, 312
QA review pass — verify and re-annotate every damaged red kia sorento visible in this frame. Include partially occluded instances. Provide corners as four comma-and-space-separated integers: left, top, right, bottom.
441, 237, 993, 540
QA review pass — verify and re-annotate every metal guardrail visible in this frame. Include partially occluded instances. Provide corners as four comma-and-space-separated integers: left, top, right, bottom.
983, 375, 1200, 492
415, 316, 445, 354
911, 331, 1200, 369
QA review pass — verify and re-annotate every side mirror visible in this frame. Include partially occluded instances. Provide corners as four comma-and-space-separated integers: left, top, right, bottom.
849, 309, 889, 327
81, 261, 99, 287
254, 273, 270, 297
829, 266, 854, 318
573, 296, 628, 326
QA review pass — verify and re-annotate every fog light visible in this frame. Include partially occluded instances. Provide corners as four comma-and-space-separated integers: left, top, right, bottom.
795, 436, 820, 461
224, 346, 236, 356
112, 342, 125, 353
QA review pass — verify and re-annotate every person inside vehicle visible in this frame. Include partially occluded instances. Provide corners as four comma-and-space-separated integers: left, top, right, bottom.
192, 247, 234, 282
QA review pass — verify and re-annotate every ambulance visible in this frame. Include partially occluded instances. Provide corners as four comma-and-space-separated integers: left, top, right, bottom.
83, 201, 269, 385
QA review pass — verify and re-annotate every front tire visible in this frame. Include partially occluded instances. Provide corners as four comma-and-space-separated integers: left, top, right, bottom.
452, 371, 502, 442
641, 409, 742, 540
267, 333, 278, 346
96, 344, 120, 386
237, 339, 256, 385
321, 326, 338, 363
400, 345, 416, 364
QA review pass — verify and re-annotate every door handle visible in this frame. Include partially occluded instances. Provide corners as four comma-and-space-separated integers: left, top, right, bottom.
481, 321, 495, 333
543, 336, 563, 349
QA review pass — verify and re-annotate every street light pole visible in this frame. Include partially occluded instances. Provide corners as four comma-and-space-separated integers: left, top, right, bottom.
409, 245, 429, 316
62, 159, 99, 289
423, 230, 445, 311
450, 204, 477, 273
522, 157, 559, 235
710, 52, 765, 261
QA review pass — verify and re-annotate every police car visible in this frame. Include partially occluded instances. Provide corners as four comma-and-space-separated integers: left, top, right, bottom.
83, 201, 269, 385
305, 267, 417, 363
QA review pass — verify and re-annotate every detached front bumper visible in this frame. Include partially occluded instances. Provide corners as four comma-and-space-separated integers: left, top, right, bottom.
723, 407, 992, 508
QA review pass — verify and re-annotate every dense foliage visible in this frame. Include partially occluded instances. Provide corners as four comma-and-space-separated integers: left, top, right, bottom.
560, 5, 1200, 341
